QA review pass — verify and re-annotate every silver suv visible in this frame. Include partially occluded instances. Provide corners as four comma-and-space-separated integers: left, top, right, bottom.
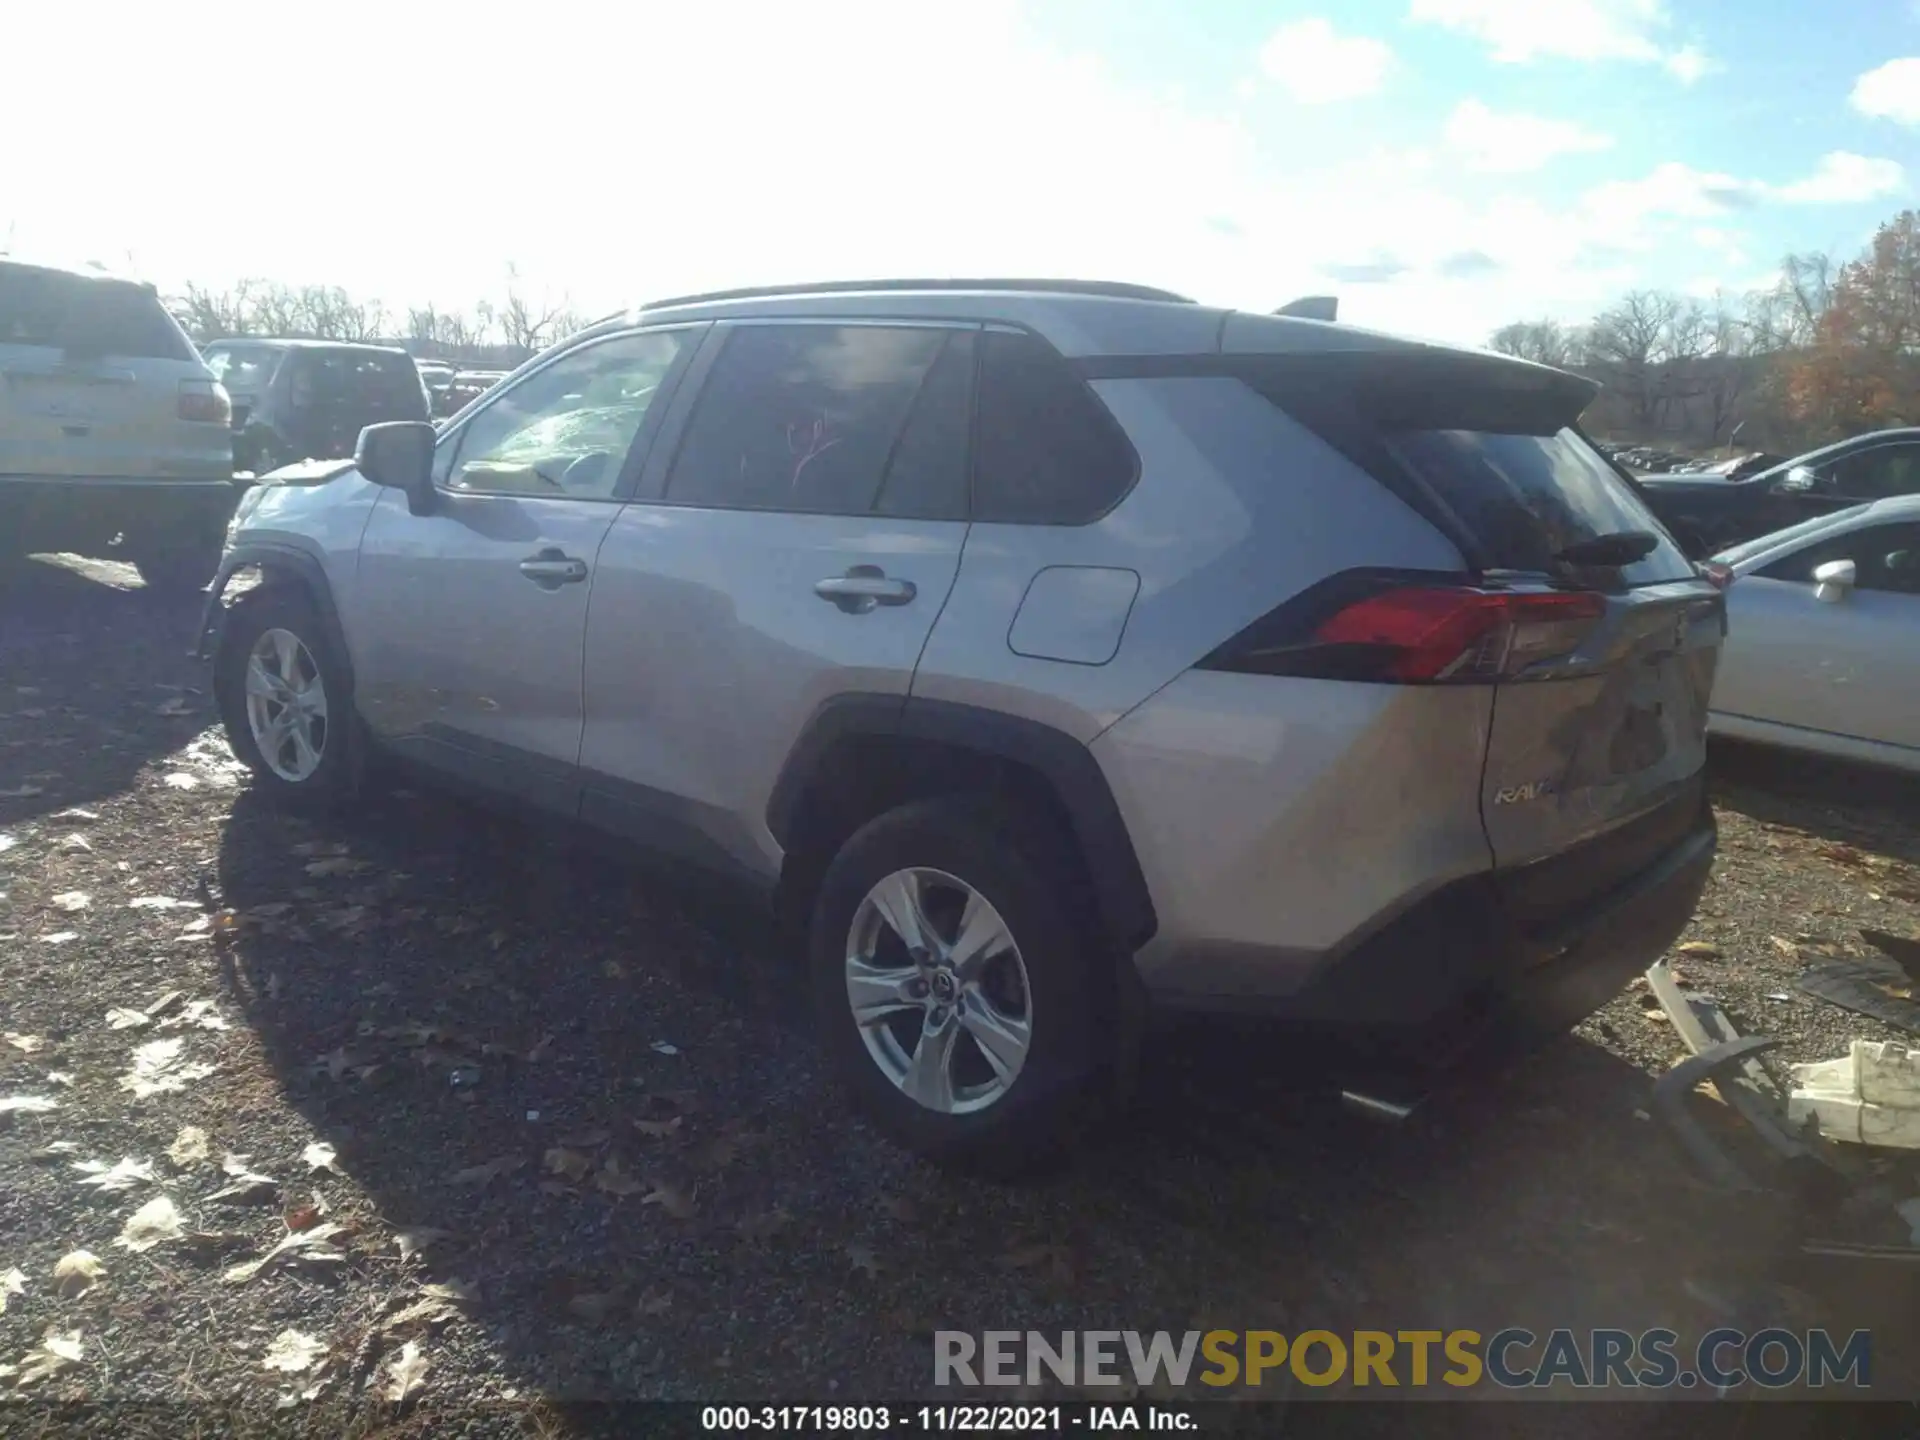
1, 258, 235, 590
199, 279, 1723, 1169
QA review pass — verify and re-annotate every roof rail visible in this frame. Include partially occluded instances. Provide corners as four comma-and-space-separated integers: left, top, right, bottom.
639, 278, 1194, 310
1273, 295, 1338, 322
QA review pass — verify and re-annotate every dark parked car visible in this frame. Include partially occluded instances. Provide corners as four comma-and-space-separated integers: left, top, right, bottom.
199, 340, 430, 475
1637, 428, 1920, 555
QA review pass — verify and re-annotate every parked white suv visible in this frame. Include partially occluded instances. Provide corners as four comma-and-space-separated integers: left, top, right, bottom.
1, 258, 235, 590
199, 279, 1724, 1170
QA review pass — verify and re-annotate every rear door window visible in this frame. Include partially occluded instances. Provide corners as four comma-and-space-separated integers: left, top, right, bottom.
202, 344, 284, 391
664, 324, 954, 516
0, 264, 198, 361
1387, 428, 1696, 586
972, 329, 1137, 524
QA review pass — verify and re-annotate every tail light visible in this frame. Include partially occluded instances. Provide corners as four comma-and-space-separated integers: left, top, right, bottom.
178, 378, 231, 425
1201, 577, 1604, 684
1701, 561, 1734, 591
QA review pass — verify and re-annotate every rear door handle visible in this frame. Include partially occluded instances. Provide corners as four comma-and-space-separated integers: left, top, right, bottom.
519, 549, 589, 589
814, 566, 916, 614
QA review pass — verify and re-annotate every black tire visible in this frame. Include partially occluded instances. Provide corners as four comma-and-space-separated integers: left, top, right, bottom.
809, 796, 1116, 1175
214, 588, 355, 808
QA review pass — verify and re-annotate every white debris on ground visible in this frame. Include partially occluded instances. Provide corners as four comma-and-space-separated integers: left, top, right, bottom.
1789, 1040, 1920, 1148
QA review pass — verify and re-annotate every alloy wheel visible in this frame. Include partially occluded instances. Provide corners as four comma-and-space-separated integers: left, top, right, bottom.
844, 867, 1033, 1115
244, 627, 329, 783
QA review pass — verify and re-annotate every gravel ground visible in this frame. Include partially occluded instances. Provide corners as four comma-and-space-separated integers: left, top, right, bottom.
3, 553, 1920, 1433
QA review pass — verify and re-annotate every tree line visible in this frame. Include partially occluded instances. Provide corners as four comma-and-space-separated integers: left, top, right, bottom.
170, 264, 591, 367
1489, 208, 1918, 455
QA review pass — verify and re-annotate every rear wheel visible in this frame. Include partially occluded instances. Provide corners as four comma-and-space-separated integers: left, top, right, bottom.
809, 797, 1114, 1174
215, 590, 354, 808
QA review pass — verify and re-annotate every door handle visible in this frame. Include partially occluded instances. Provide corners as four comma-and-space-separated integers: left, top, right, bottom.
814, 566, 916, 614
519, 549, 589, 589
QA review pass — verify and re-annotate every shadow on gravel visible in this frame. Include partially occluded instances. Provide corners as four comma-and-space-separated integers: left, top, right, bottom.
1709, 739, 1920, 857
0, 554, 208, 824
200, 774, 1819, 1404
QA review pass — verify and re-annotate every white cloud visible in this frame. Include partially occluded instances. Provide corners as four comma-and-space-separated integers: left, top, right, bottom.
1258, 18, 1394, 103
1769, 151, 1907, 204
1410, 0, 1716, 77
1583, 162, 1757, 225
1851, 58, 1920, 126
1663, 45, 1717, 84
1442, 99, 1613, 173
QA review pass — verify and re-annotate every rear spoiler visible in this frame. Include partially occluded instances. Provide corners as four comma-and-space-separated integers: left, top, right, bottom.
1273, 295, 1338, 322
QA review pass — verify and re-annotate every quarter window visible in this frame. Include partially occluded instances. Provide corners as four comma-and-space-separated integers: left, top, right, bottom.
443, 331, 689, 499
971, 329, 1137, 525
665, 325, 956, 516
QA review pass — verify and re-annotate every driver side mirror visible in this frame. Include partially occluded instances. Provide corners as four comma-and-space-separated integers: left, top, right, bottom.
1812, 558, 1855, 604
1773, 464, 1822, 495
355, 421, 437, 516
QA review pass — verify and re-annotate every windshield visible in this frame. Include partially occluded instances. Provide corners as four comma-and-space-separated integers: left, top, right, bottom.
1389, 426, 1697, 586
1715, 506, 1872, 567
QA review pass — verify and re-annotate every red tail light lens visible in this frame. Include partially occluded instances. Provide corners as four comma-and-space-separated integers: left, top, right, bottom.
1311, 587, 1603, 682
1201, 578, 1606, 685
178, 379, 231, 425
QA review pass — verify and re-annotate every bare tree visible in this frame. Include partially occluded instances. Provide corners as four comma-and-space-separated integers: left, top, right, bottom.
176, 282, 256, 341
1488, 319, 1582, 367
1586, 291, 1682, 429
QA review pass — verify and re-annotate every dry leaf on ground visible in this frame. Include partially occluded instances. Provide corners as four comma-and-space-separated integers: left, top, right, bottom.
303, 1141, 340, 1174
634, 1286, 672, 1317
120, 1038, 213, 1098
263, 1329, 327, 1373
543, 1147, 594, 1183
421, 1279, 479, 1304
52, 1252, 103, 1299
15, 1329, 82, 1388
385, 1339, 428, 1404
39, 933, 79, 945
50, 892, 90, 912
128, 896, 197, 911
73, 1157, 155, 1193
1, 1269, 23, 1312
222, 1223, 347, 1284
642, 1180, 697, 1219
105, 1008, 150, 1030
594, 1156, 647, 1197
166, 1127, 210, 1166
393, 1228, 451, 1261
210, 1154, 279, 1205
0, 1096, 59, 1117
846, 1242, 882, 1278
4, 1033, 45, 1054
115, 1196, 185, 1252
449, 1154, 525, 1187
633, 1115, 683, 1140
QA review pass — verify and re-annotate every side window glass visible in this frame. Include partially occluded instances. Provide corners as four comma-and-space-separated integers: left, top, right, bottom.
875, 330, 973, 521
1759, 523, 1920, 592
444, 331, 689, 499
972, 329, 1137, 525
665, 325, 947, 515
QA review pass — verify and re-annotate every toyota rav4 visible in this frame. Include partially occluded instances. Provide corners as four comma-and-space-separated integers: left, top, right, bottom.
199, 279, 1723, 1170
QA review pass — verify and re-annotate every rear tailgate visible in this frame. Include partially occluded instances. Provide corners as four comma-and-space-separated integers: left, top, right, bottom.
1385, 427, 1722, 919
0, 262, 222, 480
1225, 338, 1721, 920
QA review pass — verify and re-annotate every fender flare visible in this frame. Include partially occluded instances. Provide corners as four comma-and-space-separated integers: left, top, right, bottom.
195, 541, 355, 695
767, 694, 1158, 950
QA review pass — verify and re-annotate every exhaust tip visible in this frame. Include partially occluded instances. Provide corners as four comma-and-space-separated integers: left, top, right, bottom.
1340, 1089, 1418, 1124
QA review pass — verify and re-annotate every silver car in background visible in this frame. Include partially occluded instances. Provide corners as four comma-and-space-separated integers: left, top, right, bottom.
1710, 495, 1920, 772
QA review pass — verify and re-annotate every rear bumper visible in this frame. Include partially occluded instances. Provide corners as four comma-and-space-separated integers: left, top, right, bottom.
0, 475, 243, 552
1150, 789, 1717, 1044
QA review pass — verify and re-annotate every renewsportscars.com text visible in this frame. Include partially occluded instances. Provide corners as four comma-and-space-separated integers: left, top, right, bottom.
935, 1328, 1871, 1391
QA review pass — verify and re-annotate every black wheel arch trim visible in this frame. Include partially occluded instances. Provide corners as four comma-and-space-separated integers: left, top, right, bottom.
195, 540, 354, 694
767, 693, 1158, 951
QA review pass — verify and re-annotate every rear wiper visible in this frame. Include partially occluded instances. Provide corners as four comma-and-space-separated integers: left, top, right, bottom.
1555, 530, 1658, 567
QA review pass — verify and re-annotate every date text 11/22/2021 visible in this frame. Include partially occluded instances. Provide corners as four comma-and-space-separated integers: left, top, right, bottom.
700, 1405, 1198, 1431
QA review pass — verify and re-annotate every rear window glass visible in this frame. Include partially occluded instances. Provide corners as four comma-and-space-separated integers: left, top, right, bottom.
1389, 428, 1696, 585
202, 345, 283, 391
292, 350, 427, 418
0, 264, 198, 361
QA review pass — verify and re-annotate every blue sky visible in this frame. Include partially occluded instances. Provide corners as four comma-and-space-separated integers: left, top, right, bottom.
2, 1, 1915, 344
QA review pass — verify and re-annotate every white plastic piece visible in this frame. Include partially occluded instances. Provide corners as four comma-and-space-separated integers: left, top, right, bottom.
1788, 1041, 1920, 1148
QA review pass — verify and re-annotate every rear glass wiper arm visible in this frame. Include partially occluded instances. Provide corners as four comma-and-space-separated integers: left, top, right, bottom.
1555, 530, 1659, 567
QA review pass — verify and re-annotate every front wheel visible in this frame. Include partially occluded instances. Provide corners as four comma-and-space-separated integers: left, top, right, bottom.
214, 590, 354, 807
809, 797, 1115, 1174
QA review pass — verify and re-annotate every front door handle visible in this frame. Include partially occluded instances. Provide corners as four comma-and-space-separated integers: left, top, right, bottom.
814, 565, 916, 614
519, 548, 589, 589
